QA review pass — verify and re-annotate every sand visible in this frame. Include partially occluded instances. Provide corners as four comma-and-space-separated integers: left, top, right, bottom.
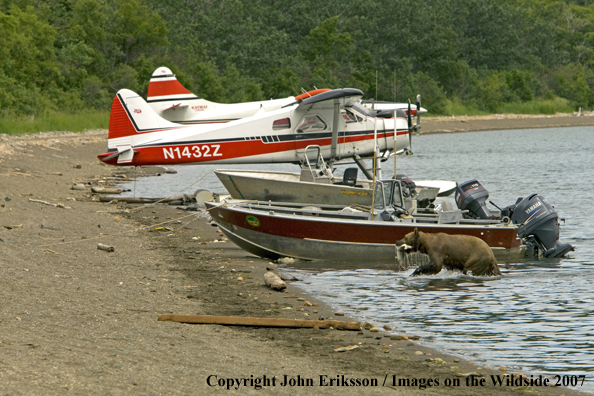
1, 116, 592, 395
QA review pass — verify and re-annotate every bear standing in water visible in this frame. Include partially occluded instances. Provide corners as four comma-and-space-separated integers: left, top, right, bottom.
396, 228, 501, 276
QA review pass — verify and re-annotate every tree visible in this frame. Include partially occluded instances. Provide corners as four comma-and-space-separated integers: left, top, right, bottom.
301, 16, 353, 88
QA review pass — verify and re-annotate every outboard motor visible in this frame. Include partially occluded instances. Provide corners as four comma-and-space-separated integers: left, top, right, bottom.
394, 174, 416, 198
510, 194, 574, 258
455, 180, 492, 219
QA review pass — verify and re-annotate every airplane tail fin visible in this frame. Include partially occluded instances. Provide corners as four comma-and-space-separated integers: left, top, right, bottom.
147, 67, 197, 102
108, 89, 179, 139
100, 89, 181, 164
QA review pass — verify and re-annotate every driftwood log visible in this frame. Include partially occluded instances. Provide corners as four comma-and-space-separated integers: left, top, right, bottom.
98, 195, 194, 204
28, 198, 70, 209
97, 243, 115, 252
157, 314, 362, 330
264, 271, 286, 291
91, 186, 123, 194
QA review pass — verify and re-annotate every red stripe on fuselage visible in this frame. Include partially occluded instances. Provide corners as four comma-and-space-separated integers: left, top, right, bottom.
101, 130, 405, 166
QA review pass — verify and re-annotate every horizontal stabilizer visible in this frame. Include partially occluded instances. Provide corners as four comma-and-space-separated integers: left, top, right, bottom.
163, 102, 189, 111
117, 148, 134, 164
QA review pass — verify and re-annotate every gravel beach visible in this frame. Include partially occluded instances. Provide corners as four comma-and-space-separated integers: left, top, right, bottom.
1, 114, 592, 395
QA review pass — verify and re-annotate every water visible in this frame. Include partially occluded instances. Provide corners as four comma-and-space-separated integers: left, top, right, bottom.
120, 126, 594, 391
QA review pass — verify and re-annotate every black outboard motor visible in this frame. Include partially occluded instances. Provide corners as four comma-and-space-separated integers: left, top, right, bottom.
394, 174, 416, 198
510, 194, 574, 258
455, 180, 492, 219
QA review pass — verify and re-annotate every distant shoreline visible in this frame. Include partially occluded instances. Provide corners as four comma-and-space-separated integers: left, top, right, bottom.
422, 113, 594, 134
1, 111, 593, 156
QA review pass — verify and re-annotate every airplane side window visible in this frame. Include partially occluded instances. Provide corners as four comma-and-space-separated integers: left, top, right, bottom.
296, 115, 327, 133
273, 118, 291, 130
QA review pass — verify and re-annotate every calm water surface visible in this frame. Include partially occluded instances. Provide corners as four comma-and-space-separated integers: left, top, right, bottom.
121, 126, 594, 391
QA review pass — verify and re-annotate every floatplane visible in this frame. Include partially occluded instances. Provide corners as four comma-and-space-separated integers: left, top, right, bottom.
98, 86, 418, 169
146, 66, 426, 125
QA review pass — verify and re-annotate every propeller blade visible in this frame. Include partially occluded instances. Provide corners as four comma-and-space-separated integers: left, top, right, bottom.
416, 94, 422, 135
407, 100, 412, 130
407, 100, 413, 155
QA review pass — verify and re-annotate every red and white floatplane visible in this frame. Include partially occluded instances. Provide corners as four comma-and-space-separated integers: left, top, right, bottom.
98, 85, 418, 167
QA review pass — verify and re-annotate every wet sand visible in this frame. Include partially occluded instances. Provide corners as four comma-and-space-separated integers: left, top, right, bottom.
1, 117, 592, 395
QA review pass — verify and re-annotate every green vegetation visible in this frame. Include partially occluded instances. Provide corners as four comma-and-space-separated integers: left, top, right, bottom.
0, 110, 109, 135
2, 0, 594, 133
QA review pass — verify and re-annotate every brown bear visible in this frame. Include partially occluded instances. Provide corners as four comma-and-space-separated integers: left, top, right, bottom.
396, 228, 502, 276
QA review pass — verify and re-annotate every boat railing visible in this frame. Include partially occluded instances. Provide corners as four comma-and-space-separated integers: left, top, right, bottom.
242, 202, 371, 220
298, 145, 336, 183
411, 216, 511, 226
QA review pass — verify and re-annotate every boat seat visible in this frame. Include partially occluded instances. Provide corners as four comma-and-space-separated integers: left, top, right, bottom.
438, 210, 464, 224
334, 168, 359, 187
299, 168, 315, 182
440, 201, 454, 211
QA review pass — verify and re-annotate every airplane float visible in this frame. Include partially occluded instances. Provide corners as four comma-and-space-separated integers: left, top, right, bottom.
146, 66, 426, 125
97, 87, 420, 172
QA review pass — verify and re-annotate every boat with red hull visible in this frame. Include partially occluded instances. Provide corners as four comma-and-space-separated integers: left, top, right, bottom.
205, 179, 573, 263
206, 200, 523, 262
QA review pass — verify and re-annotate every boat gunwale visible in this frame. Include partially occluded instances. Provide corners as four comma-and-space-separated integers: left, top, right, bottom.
224, 201, 520, 230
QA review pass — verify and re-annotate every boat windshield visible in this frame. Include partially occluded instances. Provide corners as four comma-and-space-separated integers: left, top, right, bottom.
374, 182, 385, 210
381, 180, 404, 208
391, 181, 404, 207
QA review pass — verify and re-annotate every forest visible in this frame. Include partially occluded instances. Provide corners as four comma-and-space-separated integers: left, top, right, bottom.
2, 0, 594, 120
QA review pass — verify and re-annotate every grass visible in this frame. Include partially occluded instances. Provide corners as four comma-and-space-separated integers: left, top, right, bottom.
0, 110, 109, 135
499, 98, 575, 115
439, 97, 576, 117
442, 100, 489, 117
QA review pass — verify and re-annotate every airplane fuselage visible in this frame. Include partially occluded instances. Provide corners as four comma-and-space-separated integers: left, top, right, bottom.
99, 89, 410, 167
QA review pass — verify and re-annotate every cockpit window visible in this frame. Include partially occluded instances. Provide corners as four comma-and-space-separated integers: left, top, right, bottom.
296, 115, 327, 133
341, 110, 361, 123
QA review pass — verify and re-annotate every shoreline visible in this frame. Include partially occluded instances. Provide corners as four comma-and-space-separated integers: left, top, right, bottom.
0, 118, 591, 395
421, 112, 594, 134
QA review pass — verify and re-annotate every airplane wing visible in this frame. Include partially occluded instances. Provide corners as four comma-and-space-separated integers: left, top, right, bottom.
296, 88, 363, 110
291, 88, 363, 161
